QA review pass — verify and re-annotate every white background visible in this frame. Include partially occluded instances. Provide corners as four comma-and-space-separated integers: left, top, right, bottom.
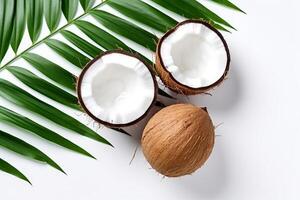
1, 0, 300, 199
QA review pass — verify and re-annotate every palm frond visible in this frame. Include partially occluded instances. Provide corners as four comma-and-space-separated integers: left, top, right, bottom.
22, 52, 77, 91
0, 0, 244, 182
0, 0, 14, 61
91, 10, 158, 51
107, 0, 177, 33
27, 0, 44, 43
44, 0, 62, 32
0, 106, 94, 158
210, 0, 246, 14
45, 38, 90, 68
74, 19, 131, 50
62, 0, 79, 21
151, 0, 232, 30
80, 0, 95, 11
0, 158, 30, 184
61, 30, 103, 57
11, 0, 26, 53
0, 130, 64, 173
7, 66, 80, 110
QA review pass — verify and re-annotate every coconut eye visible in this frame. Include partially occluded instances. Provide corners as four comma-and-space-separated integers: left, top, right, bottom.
156, 20, 230, 95
77, 51, 157, 127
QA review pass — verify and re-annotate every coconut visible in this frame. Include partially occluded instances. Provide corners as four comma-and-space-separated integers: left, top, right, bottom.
141, 104, 214, 177
77, 50, 158, 127
156, 20, 230, 95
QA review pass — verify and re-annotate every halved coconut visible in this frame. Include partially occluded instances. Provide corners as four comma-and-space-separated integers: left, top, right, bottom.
77, 50, 157, 127
156, 20, 230, 95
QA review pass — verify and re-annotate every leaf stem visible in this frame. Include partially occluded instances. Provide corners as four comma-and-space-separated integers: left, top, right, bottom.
0, 1, 106, 72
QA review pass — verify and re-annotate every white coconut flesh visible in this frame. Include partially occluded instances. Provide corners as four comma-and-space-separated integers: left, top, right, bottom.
160, 22, 228, 88
79, 52, 155, 125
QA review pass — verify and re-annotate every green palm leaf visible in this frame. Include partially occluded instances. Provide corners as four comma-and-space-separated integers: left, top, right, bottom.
151, 0, 231, 30
45, 38, 90, 68
0, 0, 14, 62
0, 158, 30, 184
62, 0, 78, 21
22, 52, 77, 91
107, 0, 177, 32
0, 130, 64, 173
80, 0, 95, 11
7, 66, 80, 110
0, 106, 94, 158
210, 0, 246, 14
185, 0, 236, 29
44, 0, 62, 32
26, 0, 44, 43
11, 0, 26, 53
91, 10, 158, 51
0, 0, 243, 182
74, 20, 130, 51
61, 30, 102, 57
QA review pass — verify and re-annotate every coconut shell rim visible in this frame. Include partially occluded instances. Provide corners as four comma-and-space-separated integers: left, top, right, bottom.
77, 50, 158, 128
156, 19, 231, 92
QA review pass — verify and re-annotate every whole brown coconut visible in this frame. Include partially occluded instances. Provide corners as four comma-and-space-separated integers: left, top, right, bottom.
141, 104, 215, 177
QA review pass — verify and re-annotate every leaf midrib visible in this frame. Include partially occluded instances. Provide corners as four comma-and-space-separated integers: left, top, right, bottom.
0, 1, 105, 71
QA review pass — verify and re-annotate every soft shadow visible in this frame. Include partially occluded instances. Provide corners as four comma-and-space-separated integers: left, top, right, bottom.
171, 140, 229, 199
121, 106, 162, 140
175, 61, 243, 112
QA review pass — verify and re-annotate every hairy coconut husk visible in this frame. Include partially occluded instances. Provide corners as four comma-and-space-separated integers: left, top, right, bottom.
141, 104, 215, 177
156, 20, 230, 95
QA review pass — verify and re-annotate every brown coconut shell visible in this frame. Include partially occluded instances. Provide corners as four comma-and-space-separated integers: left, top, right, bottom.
156, 20, 230, 95
141, 104, 215, 177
